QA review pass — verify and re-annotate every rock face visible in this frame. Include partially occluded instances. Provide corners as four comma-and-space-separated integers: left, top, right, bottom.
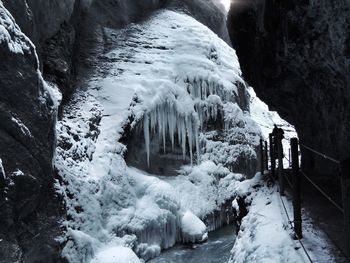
167, 0, 231, 44
0, 3, 63, 263
227, 0, 350, 172
3, 0, 80, 99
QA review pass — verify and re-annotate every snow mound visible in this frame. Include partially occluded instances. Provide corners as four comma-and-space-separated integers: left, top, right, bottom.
181, 210, 208, 243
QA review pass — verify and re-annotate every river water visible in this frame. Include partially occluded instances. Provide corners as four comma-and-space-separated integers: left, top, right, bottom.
149, 224, 236, 263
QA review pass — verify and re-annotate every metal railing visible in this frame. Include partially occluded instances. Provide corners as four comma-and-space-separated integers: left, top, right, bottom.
260, 135, 350, 260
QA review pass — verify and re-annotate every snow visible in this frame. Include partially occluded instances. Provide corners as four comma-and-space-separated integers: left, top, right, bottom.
181, 210, 208, 243
91, 247, 141, 263
220, 0, 231, 11
54, 5, 337, 263
55, 9, 260, 262
0, 1, 30, 54
0, 158, 5, 179
0, 2, 57, 111
230, 174, 341, 263
11, 116, 32, 138
12, 169, 24, 177
160, 161, 243, 221
248, 86, 298, 167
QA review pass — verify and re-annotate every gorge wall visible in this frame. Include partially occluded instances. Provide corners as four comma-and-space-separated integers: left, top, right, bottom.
227, 0, 350, 173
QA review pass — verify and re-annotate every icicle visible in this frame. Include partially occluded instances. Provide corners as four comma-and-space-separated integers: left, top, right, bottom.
177, 114, 182, 147
201, 79, 206, 99
168, 105, 175, 150
181, 118, 186, 160
186, 116, 193, 166
195, 123, 200, 165
157, 106, 162, 140
144, 114, 150, 167
162, 105, 166, 154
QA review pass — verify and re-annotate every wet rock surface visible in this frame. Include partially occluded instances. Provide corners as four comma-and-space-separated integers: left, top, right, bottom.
227, 0, 350, 172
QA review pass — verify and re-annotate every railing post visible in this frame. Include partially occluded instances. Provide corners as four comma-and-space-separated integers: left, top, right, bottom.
264, 141, 268, 171
291, 137, 302, 238
340, 158, 350, 258
260, 139, 264, 176
277, 134, 284, 195
269, 133, 275, 178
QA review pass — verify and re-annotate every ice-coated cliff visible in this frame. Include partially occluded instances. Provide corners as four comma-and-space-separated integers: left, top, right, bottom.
54, 8, 262, 262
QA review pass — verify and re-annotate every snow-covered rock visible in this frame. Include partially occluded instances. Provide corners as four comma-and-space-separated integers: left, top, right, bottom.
55, 8, 262, 263
181, 210, 208, 243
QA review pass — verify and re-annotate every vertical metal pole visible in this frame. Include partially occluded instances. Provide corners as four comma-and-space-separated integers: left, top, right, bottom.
291, 138, 302, 238
277, 134, 284, 195
269, 133, 275, 178
340, 159, 350, 258
260, 139, 264, 176
264, 141, 268, 171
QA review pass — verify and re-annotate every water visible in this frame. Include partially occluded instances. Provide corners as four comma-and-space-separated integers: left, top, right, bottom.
148, 224, 236, 263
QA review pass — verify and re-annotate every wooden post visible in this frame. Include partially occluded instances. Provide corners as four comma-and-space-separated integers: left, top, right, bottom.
277, 134, 284, 195
260, 139, 264, 176
291, 138, 302, 238
264, 141, 268, 171
340, 159, 350, 258
269, 133, 275, 178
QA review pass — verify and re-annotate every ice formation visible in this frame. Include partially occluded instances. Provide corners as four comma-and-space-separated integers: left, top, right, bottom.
55, 9, 261, 262
143, 102, 200, 166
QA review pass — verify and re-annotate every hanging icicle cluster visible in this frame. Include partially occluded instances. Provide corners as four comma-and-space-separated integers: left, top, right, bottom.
142, 77, 241, 168
185, 77, 235, 103
143, 101, 200, 167
195, 95, 223, 129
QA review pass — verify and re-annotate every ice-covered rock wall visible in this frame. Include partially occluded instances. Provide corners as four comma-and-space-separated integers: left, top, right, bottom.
54, 8, 264, 262
118, 10, 260, 176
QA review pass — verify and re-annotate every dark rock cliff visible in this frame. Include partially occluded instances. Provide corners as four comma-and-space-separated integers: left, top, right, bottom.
227, 0, 350, 173
0, 3, 62, 262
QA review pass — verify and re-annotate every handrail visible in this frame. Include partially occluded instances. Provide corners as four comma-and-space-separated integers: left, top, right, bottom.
267, 135, 347, 260
277, 186, 314, 263
299, 143, 340, 164
300, 170, 343, 213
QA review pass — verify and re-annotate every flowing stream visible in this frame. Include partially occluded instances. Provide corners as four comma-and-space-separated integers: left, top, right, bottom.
149, 224, 236, 263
